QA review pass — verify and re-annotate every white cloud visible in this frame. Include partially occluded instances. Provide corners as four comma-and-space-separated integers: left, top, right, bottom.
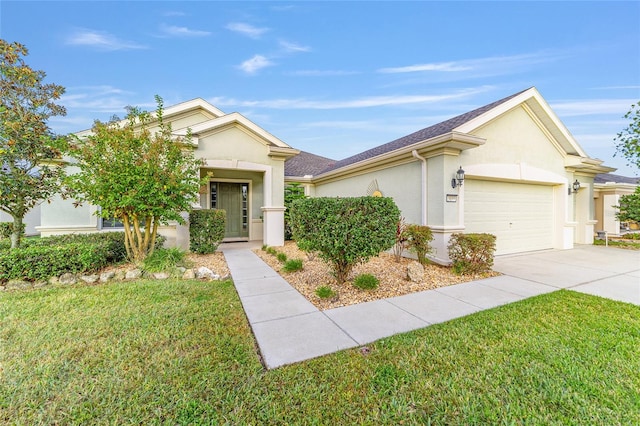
65, 28, 147, 51
160, 24, 211, 37
238, 55, 274, 74
378, 51, 565, 77
279, 40, 311, 53
590, 85, 640, 90
379, 62, 472, 73
210, 87, 489, 109
226, 22, 269, 39
550, 99, 636, 116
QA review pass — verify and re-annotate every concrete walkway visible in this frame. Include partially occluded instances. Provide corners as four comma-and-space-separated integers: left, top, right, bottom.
221, 244, 639, 369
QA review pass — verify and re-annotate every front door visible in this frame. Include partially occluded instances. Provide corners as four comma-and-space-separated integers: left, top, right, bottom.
211, 182, 249, 240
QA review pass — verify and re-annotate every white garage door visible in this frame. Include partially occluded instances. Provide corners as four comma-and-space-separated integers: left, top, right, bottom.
464, 180, 554, 255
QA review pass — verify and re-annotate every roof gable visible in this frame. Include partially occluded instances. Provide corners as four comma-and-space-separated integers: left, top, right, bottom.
320, 89, 529, 174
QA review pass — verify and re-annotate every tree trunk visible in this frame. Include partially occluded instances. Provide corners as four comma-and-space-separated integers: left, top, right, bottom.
10, 215, 24, 249
147, 218, 159, 257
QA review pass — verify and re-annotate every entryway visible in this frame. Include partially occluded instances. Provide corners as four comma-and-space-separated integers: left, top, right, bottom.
211, 181, 249, 241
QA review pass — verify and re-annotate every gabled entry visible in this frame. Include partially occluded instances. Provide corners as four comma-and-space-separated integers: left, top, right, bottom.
210, 181, 249, 241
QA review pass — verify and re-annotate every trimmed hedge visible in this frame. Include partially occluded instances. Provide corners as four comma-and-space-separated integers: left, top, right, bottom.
189, 209, 226, 254
290, 196, 399, 284
0, 242, 113, 282
0, 232, 166, 283
447, 233, 497, 275
0, 222, 25, 239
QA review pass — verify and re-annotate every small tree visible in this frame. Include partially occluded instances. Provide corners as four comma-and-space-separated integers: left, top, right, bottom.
404, 224, 434, 265
614, 101, 640, 170
616, 186, 640, 224
613, 101, 640, 225
66, 96, 203, 262
290, 197, 399, 284
0, 40, 67, 249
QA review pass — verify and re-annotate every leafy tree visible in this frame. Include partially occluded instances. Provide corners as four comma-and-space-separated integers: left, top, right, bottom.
0, 40, 66, 248
613, 101, 640, 225
66, 96, 203, 262
614, 101, 640, 170
616, 187, 640, 224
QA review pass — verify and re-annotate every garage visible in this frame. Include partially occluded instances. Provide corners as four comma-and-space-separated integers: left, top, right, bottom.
464, 180, 555, 255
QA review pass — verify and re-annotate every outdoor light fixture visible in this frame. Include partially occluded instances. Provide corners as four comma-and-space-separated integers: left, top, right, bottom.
451, 166, 465, 188
569, 179, 581, 195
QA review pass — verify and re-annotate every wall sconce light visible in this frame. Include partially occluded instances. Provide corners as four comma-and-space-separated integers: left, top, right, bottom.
568, 179, 581, 195
451, 166, 465, 189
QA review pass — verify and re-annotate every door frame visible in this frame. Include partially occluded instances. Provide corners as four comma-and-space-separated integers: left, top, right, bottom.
208, 178, 252, 241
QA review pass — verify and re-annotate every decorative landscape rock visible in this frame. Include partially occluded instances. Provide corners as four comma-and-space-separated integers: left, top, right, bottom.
152, 272, 170, 280
6, 279, 32, 290
80, 274, 99, 284
59, 273, 77, 285
125, 268, 142, 280
195, 266, 216, 280
100, 271, 116, 282
407, 261, 424, 283
182, 269, 196, 280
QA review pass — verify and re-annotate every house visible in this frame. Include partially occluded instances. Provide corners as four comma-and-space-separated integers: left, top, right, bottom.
594, 173, 639, 235
37, 99, 300, 247
286, 87, 614, 263
39, 87, 615, 263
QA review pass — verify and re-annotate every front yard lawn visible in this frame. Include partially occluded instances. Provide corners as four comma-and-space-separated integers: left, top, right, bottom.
1, 281, 638, 424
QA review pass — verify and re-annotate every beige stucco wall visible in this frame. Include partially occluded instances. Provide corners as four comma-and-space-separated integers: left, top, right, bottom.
313, 162, 423, 224
461, 105, 566, 172
147, 111, 215, 135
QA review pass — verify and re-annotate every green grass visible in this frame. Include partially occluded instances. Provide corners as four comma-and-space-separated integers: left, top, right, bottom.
594, 238, 640, 249
1, 283, 638, 424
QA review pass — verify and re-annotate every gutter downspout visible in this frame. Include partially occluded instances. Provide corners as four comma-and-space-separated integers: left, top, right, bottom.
412, 150, 427, 226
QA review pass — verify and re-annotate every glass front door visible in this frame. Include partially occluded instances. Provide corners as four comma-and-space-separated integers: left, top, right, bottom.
210, 182, 249, 240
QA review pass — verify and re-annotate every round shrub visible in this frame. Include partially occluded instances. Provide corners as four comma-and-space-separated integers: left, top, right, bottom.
290, 197, 399, 284
315, 285, 336, 299
353, 273, 379, 290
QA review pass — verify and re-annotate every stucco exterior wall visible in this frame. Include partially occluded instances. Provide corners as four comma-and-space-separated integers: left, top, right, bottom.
461, 105, 566, 172
313, 162, 423, 224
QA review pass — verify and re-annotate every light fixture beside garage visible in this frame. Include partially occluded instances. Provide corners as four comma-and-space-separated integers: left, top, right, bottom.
569, 179, 581, 195
451, 166, 465, 189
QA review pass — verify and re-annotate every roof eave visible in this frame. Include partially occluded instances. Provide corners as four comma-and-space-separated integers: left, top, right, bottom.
312, 131, 485, 182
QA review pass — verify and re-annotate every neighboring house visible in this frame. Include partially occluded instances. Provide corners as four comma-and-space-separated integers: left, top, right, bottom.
286, 87, 614, 262
594, 173, 639, 235
37, 99, 299, 247
39, 87, 616, 262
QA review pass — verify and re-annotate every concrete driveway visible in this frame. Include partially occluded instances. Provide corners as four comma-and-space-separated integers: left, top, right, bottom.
493, 245, 640, 305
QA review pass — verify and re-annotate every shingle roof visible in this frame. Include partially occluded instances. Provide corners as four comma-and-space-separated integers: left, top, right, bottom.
285, 150, 336, 177
318, 88, 530, 174
595, 173, 640, 184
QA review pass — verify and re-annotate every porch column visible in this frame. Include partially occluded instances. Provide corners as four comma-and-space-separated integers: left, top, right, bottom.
261, 206, 286, 246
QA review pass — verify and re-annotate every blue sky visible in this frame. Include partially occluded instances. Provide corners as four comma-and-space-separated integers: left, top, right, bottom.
2, 1, 639, 175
